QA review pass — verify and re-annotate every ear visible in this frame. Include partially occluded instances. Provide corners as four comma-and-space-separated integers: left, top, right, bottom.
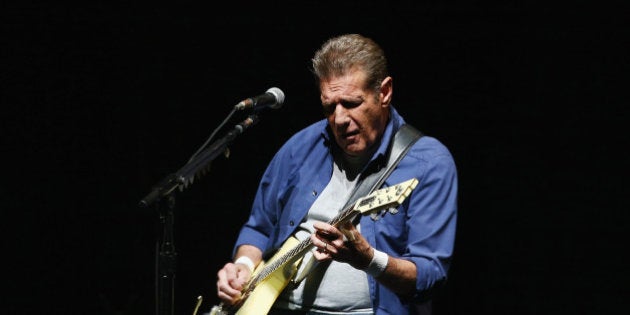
380, 76, 393, 108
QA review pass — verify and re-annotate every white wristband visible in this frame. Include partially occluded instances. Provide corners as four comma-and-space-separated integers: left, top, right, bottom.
234, 256, 255, 272
365, 248, 388, 277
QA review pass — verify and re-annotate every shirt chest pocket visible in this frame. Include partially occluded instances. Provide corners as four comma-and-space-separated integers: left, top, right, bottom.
372, 206, 408, 250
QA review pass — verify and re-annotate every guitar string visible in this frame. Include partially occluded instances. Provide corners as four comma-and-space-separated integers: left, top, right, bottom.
243, 181, 414, 290
216, 179, 415, 313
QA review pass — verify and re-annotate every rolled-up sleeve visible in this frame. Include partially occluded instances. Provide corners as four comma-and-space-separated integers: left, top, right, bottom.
406, 150, 458, 296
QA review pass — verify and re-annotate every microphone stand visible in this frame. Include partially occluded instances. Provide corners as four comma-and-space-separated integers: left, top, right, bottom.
139, 114, 260, 315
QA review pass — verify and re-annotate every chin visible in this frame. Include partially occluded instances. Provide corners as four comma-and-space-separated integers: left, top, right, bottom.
343, 147, 366, 157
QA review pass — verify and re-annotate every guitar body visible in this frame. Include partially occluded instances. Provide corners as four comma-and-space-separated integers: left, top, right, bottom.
210, 236, 303, 315
207, 178, 418, 315
236, 236, 302, 315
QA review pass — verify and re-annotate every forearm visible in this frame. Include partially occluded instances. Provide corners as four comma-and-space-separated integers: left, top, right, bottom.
373, 254, 417, 298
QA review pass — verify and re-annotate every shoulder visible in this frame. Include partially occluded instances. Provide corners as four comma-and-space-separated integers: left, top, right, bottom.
408, 135, 455, 163
399, 134, 458, 178
269, 119, 328, 162
284, 119, 327, 144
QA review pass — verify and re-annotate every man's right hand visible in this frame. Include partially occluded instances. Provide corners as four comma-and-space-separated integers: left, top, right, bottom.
216, 245, 262, 305
216, 261, 252, 305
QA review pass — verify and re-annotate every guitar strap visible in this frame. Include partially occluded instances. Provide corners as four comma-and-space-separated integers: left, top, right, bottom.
344, 123, 423, 214
292, 123, 423, 285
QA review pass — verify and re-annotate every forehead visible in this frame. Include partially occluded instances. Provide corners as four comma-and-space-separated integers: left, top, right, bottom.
320, 69, 369, 103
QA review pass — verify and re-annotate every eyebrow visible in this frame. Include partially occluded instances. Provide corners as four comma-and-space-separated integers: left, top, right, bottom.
321, 94, 364, 106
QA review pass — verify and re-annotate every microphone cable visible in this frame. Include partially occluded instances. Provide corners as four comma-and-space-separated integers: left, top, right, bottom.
186, 107, 237, 164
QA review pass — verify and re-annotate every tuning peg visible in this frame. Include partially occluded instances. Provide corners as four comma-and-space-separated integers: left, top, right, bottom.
370, 212, 381, 221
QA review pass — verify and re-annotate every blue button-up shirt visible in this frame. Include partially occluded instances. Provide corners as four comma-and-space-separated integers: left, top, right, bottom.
233, 106, 458, 314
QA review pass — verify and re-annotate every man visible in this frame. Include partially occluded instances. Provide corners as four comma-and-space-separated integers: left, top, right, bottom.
215, 33, 458, 315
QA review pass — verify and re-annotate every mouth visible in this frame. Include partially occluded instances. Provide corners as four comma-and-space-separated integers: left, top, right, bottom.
340, 130, 359, 141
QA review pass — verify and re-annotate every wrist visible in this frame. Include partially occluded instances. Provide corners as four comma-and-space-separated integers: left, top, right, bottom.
364, 248, 388, 277
234, 256, 255, 272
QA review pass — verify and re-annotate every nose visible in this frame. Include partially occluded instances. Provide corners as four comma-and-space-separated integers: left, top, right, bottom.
333, 104, 350, 127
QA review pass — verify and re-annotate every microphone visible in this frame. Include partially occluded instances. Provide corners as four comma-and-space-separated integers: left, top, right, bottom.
234, 87, 285, 111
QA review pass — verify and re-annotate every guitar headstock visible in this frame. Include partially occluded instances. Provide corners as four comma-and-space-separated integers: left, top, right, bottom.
353, 178, 419, 216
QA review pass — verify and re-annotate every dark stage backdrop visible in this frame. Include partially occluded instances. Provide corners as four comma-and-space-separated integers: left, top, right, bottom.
3, 2, 627, 315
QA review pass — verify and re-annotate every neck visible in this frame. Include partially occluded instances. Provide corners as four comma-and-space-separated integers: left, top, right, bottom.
336, 147, 375, 181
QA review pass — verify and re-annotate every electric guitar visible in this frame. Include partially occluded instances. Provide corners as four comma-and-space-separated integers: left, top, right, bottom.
204, 177, 419, 315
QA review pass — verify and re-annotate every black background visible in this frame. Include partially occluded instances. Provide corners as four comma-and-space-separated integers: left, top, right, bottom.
3, 1, 628, 314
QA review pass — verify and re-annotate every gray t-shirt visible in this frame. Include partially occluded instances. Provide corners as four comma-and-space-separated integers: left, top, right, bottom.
274, 157, 373, 314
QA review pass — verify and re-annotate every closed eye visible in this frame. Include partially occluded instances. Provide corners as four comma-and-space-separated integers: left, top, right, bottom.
322, 100, 362, 115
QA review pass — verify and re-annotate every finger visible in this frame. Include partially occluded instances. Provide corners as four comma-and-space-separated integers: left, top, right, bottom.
324, 241, 332, 253
217, 285, 242, 305
217, 282, 241, 300
312, 245, 332, 261
311, 233, 334, 254
312, 249, 327, 260
224, 263, 250, 288
313, 222, 340, 240
216, 266, 230, 288
223, 263, 238, 281
216, 267, 244, 303
342, 222, 365, 245
340, 227, 358, 244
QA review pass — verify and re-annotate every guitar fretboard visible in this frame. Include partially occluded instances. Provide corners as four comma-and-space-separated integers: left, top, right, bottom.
245, 205, 355, 294
212, 178, 418, 315
243, 178, 418, 293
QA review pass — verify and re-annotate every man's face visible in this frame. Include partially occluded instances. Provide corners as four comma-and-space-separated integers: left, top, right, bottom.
320, 69, 390, 158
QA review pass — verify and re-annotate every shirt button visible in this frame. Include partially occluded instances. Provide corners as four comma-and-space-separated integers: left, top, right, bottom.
312, 190, 318, 196
289, 221, 294, 226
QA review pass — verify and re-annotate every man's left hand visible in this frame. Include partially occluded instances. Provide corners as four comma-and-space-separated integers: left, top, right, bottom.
311, 221, 373, 270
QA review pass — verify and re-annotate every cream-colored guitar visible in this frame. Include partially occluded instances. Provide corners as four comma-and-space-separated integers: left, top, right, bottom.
204, 178, 419, 315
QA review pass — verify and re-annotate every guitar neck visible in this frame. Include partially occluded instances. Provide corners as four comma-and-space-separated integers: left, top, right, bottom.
207, 179, 418, 315
248, 238, 310, 287
245, 178, 418, 294
246, 204, 356, 290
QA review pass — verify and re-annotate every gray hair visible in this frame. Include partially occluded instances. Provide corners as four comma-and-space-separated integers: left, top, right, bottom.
311, 34, 389, 93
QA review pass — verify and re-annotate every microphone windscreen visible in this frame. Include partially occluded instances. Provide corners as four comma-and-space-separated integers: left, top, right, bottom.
266, 87, 285, 109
